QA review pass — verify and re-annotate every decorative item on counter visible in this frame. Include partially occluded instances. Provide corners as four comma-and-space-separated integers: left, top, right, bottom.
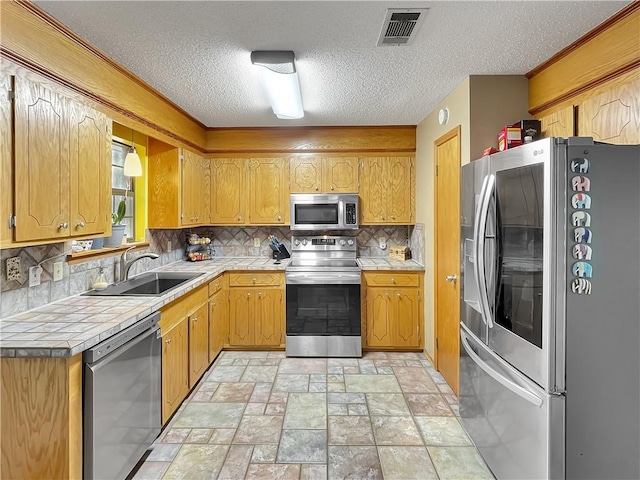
268, 235, 290, 263
104, 197, 127, 247
389, 245, 411, 261
71, 240, 93, 252
92, 267, 109, 290
185, 233, 214, 261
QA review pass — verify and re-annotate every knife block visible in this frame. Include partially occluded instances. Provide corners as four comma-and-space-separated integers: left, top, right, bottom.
270, 244, 290, 260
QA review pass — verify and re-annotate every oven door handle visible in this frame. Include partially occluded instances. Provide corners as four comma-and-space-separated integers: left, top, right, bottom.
286, 272, 362, 285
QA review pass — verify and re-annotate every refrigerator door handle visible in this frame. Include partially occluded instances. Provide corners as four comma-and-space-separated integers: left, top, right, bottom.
461, 326, 543, 407
475, 174, 495, 328
472, 175, 490, 326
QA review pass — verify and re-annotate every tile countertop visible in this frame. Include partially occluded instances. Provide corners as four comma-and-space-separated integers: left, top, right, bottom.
0, 256, 424, 358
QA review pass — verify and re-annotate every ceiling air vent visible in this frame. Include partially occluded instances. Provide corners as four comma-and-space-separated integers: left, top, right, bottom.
377, 8, 428, 46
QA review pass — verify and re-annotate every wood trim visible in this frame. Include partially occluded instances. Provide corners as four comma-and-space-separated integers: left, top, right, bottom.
432, 125, 461, 373
205, 126, 417, 154
14, 1, 206, 130
66, 241, 150, 265
526, 1, 640, 78
1, 1, 206, 151
530, 59, 640, 116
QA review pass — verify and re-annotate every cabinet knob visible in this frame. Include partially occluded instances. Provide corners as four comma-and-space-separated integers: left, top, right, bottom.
59, 222, 68, 230
397, 293, 401, 298
238, 216, 242, 221
212, 302, 216, 307
76, 221, 85, 228
216, 283, 220, 289
165, 338, 172, 344
380, 216, 385, 221
277, 215, 282, 221
391, 215, 396, 220
386, 292, 390, 297
192, 317, 198, 322
445, 275, 458, 283
247, 293, 251, 297
258, 292, 262, 298
315, 185, 319, 191
391, 278, 396, 284
330, 185, 334, 191
252, 277, 257, 284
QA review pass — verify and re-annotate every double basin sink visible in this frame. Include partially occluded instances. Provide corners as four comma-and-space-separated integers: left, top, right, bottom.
83, 272, 204, 297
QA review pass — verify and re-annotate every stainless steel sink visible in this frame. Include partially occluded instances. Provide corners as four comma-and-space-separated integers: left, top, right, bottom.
83, 272, 204, 297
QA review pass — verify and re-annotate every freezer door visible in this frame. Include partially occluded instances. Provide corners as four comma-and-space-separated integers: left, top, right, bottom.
487, 139, 557, 390
459, 323, 564, 480
461, 156, 491, 342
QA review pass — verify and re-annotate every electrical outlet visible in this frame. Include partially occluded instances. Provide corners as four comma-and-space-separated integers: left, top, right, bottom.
29, 266, 42, 287
378, 236, 387, 250
53, 262, 64, 281
6, 257, 21, 282
167, 241, 172, 251
253, 238, 261, 248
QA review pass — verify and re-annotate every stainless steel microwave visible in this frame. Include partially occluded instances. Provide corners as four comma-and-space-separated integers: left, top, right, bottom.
290, 193, 359, 230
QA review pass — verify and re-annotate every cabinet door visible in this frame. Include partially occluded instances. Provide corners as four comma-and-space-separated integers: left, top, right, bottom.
323, 157, 358, 193
14, 77, 70, 241
189, 302, 209, 388
209, 288, 228, 362
162, 317, 189, 424
359, 158, 386, 224
539, 105, 575, 138
392, 289, 420, 348
254, 288, 283, 346
290, 157, 321, 193
181, 150, 201, 226
249, 158, 287, 224
386, 156, 413, 223
211, 158, 247, 224
69, 103, 110, 236
366, 288, 393, 347
229, 289, 254, 345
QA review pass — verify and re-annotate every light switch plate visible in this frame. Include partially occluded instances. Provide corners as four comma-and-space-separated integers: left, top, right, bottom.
29, 266, 42, 287
253, 238, 261, 248
53, 262, 64, 281
6, 257, 20, 282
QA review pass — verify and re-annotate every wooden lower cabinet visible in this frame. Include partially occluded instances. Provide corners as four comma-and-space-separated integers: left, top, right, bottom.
363, 272, 423, 349
209, 285, 228, 362
228, 272, 284, 348
189, 302, 209, 388
161, 317, 189, 423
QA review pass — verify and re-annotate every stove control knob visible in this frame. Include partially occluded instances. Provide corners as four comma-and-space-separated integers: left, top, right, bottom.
347, 239, 354, 246
302, 239, 308, 246
339, 239, 346, 246
293, 239, 300, 246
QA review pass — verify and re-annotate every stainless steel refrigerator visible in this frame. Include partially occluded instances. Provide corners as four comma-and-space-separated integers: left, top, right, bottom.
459, 137, 640, 479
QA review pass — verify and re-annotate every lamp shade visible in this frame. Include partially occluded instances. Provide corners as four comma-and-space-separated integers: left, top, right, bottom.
123, 145, 142, 177
251, 51, 304, 120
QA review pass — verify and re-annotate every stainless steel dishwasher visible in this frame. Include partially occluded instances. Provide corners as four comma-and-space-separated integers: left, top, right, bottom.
84, 312, 161, 480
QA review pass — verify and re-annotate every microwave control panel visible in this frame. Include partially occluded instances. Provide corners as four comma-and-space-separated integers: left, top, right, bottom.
345, 203, 357, 225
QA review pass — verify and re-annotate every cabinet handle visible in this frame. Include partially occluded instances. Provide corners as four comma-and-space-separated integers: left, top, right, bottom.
76, 221, 85, 228
59, 222, 69, 230
165, 339, 172, 344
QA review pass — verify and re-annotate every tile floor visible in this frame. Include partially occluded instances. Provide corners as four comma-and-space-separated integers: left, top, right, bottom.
132, 351, 494, 480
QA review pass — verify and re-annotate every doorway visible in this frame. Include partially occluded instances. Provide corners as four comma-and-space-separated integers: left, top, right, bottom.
434, 126, 461, 396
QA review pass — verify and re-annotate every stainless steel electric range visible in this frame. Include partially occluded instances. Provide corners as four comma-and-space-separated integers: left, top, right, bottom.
285, 235, 361, 357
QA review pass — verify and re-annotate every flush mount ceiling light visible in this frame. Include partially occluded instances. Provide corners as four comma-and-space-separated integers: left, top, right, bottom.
251, 50, 304, 120
123, 131, 142, 177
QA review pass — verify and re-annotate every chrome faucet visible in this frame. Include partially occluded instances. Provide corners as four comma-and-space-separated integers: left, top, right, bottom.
119, 246, 160, 282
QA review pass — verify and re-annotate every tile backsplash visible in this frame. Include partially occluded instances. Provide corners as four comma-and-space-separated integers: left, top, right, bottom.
0, 225, 424, 318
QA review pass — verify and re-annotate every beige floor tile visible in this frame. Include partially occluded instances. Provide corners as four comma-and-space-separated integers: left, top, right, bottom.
415, 417, 472, 446
161, 428, 190, 444
328, 446, 382, 480
405, 393, 453, 416
344, 375, 402, 393
218, 444, 253, 479
233, 415, 284, 444
278, 358, 327, 374
185, 429, 213, 444
173, 402, 245, 429
245, 464, 301, 480
208, 428, 237, 445
328, 415, 375, 445
366, 393, 411, 416
392, 367, 439, 393
241, 365, 279, 383
301, 464, 328, 480
277, 429, 327, 463
244, 402, 267, 415
211, 382, 255, 402
283, 392, 326, 429
428, 446, 495, 480
251, 444, 278, 463
249, 382, 272, 403
273, 374, 309, 392
205, 365, 246, 382
162, 444, 229, 479
131, 461, 170, 480
378, 446, 439, 479
371, 416, 424, 445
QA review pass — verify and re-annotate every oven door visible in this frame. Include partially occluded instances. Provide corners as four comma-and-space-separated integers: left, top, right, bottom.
285, 271, 361, 356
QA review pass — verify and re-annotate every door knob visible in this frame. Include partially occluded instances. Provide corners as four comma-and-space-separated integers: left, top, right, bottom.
445, 275, 458, 283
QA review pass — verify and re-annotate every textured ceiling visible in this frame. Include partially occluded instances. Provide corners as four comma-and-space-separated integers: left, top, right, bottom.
34, 1, 630, 128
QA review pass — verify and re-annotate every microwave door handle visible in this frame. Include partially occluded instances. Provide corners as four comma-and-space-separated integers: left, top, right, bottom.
476, 174, 495, 328
460, 326, 543, 407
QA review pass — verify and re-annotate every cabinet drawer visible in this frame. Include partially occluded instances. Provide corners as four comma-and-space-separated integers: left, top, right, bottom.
363, 272, 420, 287
208, 274, 225, 297
228, 272, 283, 287
159, 284, 208, 332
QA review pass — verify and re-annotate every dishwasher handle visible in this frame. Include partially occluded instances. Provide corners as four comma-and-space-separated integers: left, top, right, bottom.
84, 311, 160, 364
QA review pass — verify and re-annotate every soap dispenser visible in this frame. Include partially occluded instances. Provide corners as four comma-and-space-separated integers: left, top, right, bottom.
93, 267, 109, 291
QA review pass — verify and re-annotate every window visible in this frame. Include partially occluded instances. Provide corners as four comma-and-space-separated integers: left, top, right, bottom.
111, 141, 135, 239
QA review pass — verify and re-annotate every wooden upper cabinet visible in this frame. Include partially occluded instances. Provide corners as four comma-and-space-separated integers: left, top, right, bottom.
249, 158, 288, 224
1, 76, 14, 247
211, 158, 247, 224
69, 102, 111, 237
290, 157, 322, 192
577, 77, 640, 144
13, 76, 111, 242
539, 105, 575, 138
14, 77, 70, 241
360, 156, 414, 224
181, 150, 210, 226
290, 156, 358, 193
148, 140, 210, 228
